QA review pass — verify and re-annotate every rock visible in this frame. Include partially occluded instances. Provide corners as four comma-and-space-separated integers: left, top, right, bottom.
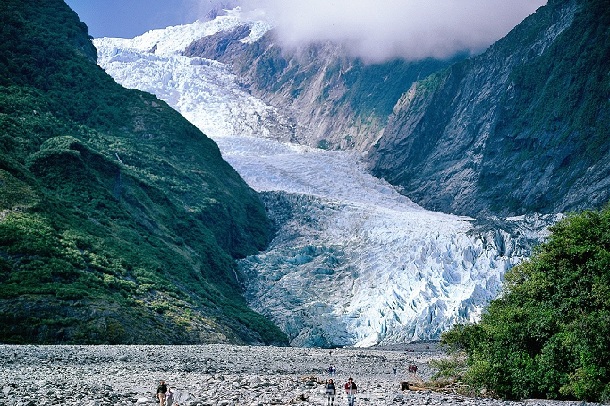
0, 344, 572, 406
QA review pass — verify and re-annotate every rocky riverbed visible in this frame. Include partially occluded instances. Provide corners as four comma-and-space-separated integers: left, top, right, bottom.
0, 343, 592, 406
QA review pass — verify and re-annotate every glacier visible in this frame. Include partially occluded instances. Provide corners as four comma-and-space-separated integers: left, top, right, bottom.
94, 10, 554, 347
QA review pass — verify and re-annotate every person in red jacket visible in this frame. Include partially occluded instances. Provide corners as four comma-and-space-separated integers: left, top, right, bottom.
344, 377, 357, 406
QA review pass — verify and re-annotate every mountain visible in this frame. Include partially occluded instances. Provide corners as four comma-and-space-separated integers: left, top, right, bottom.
368, 0, 610, 218
180, 0, 610, 220
183, 20, 461, 152
92, 0, 610, 346
0, 0, 287, 345
93, 11, 558, 347
33, 0, 607, 347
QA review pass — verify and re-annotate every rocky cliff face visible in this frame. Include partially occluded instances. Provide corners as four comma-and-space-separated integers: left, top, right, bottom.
369, 0, 610, 217
183, 0, 610, 219
184, 29, 457, 152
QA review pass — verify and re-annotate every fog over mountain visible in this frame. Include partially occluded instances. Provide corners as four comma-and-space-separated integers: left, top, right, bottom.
243, 0, 546, 61
68, 0, 545, 62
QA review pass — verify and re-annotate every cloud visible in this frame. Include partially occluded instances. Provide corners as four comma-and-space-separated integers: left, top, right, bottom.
241, 0, 547, 62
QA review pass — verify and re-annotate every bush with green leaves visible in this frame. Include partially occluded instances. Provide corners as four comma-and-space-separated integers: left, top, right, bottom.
442, 205, 610, 401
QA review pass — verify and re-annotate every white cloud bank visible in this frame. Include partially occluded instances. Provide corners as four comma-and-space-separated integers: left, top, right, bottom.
240, 0, 547, 62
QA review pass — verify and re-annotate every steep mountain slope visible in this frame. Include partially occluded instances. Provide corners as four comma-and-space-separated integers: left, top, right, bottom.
91, 0, 609, 346
369, 0, 610, 218
183, 23, 459, 151
0, 0, 286, 345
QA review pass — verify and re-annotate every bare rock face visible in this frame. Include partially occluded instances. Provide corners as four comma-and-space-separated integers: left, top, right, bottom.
181, 0, 610, 222
184, 28, 456, 153
369, 0, 610, 218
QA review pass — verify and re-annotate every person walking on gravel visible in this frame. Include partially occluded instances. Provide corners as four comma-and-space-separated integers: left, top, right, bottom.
165, 386, 175, 406
344, 377, 357, 406
156, 380, 168, 406
325, 378, 336, 406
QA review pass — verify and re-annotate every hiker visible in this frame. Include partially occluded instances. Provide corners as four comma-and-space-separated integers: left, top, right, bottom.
344, 377, 357, 406
325, 378, 336, 406
156, 380, 168, 406
165, 386, 175, 406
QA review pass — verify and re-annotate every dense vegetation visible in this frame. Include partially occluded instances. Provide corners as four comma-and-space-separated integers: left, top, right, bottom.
0, 0, 287, 344
441, 205, 610, 401
497, 0, 609, 146
326, 57, 460, 125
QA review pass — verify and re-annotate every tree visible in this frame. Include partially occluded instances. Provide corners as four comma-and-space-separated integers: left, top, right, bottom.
442, 204, 610, 401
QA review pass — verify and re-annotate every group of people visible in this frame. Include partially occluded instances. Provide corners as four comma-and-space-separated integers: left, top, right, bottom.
324, 377, 358, 406
324, 362, 417, 406
156, 381, 178, 406
156, 362, 415, 406
157, 378, 352, 406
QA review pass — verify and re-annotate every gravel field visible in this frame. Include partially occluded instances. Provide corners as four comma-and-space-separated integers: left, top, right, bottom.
0, 343, 594, 406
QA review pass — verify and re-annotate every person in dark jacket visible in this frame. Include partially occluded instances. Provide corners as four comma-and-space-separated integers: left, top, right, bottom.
156, 380, 168, 406
325, 379, 336, 406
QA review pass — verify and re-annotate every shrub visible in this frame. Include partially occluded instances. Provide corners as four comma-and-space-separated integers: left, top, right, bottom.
442, 204, 610, 401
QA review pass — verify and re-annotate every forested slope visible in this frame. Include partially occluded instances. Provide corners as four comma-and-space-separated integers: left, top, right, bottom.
0, 0, 286, 345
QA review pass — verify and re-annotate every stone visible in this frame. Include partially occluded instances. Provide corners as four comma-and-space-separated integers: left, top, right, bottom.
0, 344, 578, 406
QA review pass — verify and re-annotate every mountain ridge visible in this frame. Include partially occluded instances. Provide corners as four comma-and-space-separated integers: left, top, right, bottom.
86, 0, 609, 346
94, 22, 557, 346
4, 0, 607, 347
90, 0, 610, 345
369, 0, 610, 218
184, 27, 461, 152
0, 0, 286, 345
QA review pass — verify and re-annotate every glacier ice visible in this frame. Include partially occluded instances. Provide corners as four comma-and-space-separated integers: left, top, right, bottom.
94, 11, 553, 347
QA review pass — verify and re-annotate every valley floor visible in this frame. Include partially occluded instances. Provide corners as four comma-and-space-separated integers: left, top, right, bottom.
0, 344, 591, 406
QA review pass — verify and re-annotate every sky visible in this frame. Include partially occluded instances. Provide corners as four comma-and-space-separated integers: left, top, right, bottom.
64, 0, 234, 38
66, 0, 546, 62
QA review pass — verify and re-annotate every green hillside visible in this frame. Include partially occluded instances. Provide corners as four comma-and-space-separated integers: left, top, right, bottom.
0, 0, 287, 345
